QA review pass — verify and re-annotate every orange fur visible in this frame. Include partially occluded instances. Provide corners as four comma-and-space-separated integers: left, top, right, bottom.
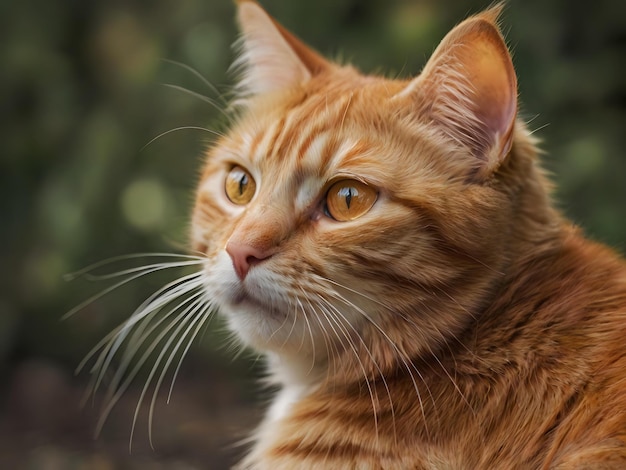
191, 2, 626, 468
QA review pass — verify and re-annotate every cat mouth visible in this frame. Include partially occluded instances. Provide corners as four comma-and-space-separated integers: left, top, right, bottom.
227, 287, 282, 317
228, 283, 259, 304
230, 289, 253, 305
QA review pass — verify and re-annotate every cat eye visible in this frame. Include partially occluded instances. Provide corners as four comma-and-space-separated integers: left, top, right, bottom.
325, 179, 378, 221
225, 166, 256, 205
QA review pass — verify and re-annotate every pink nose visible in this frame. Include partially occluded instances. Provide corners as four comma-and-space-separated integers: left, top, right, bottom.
225, 241, 273, 281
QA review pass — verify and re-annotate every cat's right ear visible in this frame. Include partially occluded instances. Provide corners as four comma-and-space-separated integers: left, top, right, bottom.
233, 0, 331, 99
399, 6, 517, 181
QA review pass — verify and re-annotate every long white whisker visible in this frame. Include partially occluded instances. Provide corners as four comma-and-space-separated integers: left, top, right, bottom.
300, 291, 337, 383
295, 293, 316, 373
94, 286, 204, 441
134, 303, 203, 449
86, 273, 203, 389
75, 272, 204, 379
166, 304, 213, 403
279, 299, 300, 351
64, 264, 203, 321
64, 253, 204, 281
319, 278, 430, 437
95, 278, 205, 404
79, 260, 204, 282
320, 276, 392, 311
424, 317, 475, 415
134, 295, 209, 449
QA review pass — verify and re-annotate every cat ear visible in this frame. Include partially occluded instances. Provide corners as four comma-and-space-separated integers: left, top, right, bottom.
405, 6, 517, 179
234, 0, 331, 98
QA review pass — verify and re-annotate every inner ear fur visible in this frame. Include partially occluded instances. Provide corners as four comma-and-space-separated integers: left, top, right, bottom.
235, 0, 331, 98
408, 7, 518, 180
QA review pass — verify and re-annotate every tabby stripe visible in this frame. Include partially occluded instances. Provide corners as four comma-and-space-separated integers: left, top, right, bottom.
319, 134, 342, 172
336, 140, 371, 167
296, 124, 331, 163
390, 195, 482, 267
261, 93, 355, 166
247, 129, 266, 162
271, 440, 386, 460
196, 193, 225, 217
281, 107, 335, 161
266, 116, 287, 160
250, 119, 280, 163
278, 98, 328, 159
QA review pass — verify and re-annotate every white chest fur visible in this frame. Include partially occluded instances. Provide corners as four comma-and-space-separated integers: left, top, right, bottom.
266, 384, 308, 423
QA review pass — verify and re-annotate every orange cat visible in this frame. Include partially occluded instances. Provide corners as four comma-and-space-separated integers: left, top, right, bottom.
186, 1, 626, 468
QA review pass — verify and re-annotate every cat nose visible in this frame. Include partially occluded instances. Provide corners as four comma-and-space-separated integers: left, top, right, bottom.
225, 241, 273, 281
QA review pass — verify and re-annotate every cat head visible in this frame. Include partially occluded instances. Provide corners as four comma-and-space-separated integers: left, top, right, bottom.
192, 1, 540, 382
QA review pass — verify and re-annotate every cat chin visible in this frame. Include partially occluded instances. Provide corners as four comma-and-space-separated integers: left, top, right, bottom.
204, 251, 321, 357
222, 304, 320, 358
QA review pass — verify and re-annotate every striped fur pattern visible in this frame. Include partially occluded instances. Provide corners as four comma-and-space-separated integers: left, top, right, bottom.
190, 2, 626, 468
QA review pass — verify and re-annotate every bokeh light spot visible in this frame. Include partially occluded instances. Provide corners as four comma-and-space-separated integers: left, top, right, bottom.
121, 178, 169, 231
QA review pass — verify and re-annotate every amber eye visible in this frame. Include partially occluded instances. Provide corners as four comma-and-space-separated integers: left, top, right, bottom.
225, 166, 256, 205
325, 179, 378, 221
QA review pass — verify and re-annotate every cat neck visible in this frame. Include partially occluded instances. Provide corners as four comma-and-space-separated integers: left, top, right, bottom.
266, 350, 327, 389
493, 124, 563, 266
264, 352, 324, 423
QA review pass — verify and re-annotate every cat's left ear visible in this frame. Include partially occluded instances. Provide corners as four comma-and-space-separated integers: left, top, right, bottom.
403, 6, 517, 180
234, 0, 331, 98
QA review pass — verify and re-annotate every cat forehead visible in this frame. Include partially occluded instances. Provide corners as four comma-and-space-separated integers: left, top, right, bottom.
238, 73, 407, 141
234, 127, 371, 187
232, 90, 386, 171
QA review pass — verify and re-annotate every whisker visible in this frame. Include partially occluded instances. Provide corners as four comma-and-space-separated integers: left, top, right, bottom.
67, 247, 214, 448
136, 296, 210, 449
295, 293, 316, 373
316, 295, 397, 444
318, 277, 431, 437
528, 121, 550, 135
311, 297, 381, 443
64, 253, 204, 281
93, 276, 205, 403
320, 276, 392, 311
161, 58, 225, 103
340, 92, 353, 131
300, 290, 337, 382
132, 300, 205, 448
80, 260, 204, 282
78, 272, 203, 378
94, 286, 205, 441
166, 303, 214, 404
63, 262, 203, 321
266, 299, 294, 346
279, 299, 300, 351
140, 126, 225, 153
423, 316, 475, 415
161, 83, 231, 119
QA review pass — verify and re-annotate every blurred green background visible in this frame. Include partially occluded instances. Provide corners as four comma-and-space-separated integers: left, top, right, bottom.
1, 0, 625, 468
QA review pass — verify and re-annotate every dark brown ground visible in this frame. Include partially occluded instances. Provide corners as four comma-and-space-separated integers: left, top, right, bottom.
0, 359, 262, 469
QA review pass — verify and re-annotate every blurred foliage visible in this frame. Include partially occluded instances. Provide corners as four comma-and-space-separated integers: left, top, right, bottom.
1, 0, 625, 467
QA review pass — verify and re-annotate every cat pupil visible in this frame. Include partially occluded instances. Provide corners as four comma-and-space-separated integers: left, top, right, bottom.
342, 187, 353, 209
239, 174, 248, 195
